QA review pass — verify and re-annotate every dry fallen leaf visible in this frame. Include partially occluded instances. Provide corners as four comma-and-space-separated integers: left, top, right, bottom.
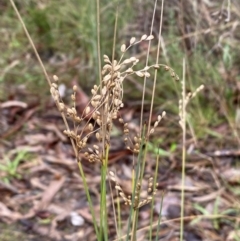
0, 201, 22, 222
37, 176, 66, 210
221, 168, 240, 183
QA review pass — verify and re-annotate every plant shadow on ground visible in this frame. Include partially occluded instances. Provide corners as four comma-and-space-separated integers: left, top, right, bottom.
1, 0, 240, 240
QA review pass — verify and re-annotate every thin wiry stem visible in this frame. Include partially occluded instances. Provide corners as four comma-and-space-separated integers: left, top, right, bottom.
112, 1, 119, 65
125, 125, 146, 241
140, 0, 158, 131
96, 0, 106, 158
9, 0, 51, 87
130, 209, 138, 241
180, 58, 186, 241
147, 0, 164, 136
96, 0, 102, 87
110, 2, 121, 237
149, 150, 161, 241
108, 173, 119, 238
100, 144, 109, 241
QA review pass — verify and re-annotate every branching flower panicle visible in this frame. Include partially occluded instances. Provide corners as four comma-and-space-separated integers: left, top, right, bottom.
109, 171, 158, 210
50, 35, 178, 166
179, 84, 204, 128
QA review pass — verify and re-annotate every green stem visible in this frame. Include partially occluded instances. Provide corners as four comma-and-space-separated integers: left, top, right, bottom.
96, 0, 102, 87
100, 144, 109, 241
125, 125, 146, 241
180, 58, 186, 241
77, 161, 100, 239
130, 209, 138, 241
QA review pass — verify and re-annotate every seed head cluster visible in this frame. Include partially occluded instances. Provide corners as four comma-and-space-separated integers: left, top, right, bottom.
50, 35, 178, 209
109, 171, 158, 210
50, 35, 175, 162
179, 83, 204, 128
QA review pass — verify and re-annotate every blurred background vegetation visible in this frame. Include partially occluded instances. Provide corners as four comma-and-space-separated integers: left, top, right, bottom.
1, 0, 240, 146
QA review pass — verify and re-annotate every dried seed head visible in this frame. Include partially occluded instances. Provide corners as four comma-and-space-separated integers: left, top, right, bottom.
51, 86, 58, 95
122, 59, 131, 65
75, 117, 82, 122
101, 86, 107, 95
93, 145, 99, 150
136, 71, 144, 77
73, 85, 77, 92
133, 149, 139, 154
53, 75, 59, 82
144, 72, 150, 78
67, 108, 74, 115
133, 59, 139, 64
103, 55, 111, 63
154, 121, 158, 128
71, 107, 77, 115
113, 60, 118, 66
141, 34, 148, 40
126, 68, 133, 73
129, 57, 136, 62
135, 143, 139, 149
96, 119, 101, 126
91, 88, 96, 95
121, 44, 126, 52
198, 85, 204, 91
149, 129, 154, 134
58, 103, 65, 112
82, 136, 88, 143
103, 74, 111, 83
51, 82, 58, 89
114, 65, 121, 72
93, 95, 101, 101
146, 35, 154, 40
71, 94, 75, 101
88, 123, 93, 131
114, 99, 122, 107
96, 132, 101, 141
130, 37, 136, 44
119, 118, 124, 123
91, 100, 98, 108
109, 171, 115, 177
85, 106, 90, 115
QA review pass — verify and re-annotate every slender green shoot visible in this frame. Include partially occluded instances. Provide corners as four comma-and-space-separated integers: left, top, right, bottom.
180, 58, 187, 241
100, 144, 109, 241
77, 161, 100, 239
125, 125, 146, 241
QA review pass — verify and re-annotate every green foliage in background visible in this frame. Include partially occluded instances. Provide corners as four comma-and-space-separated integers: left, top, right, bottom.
0, 150, 28, 183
